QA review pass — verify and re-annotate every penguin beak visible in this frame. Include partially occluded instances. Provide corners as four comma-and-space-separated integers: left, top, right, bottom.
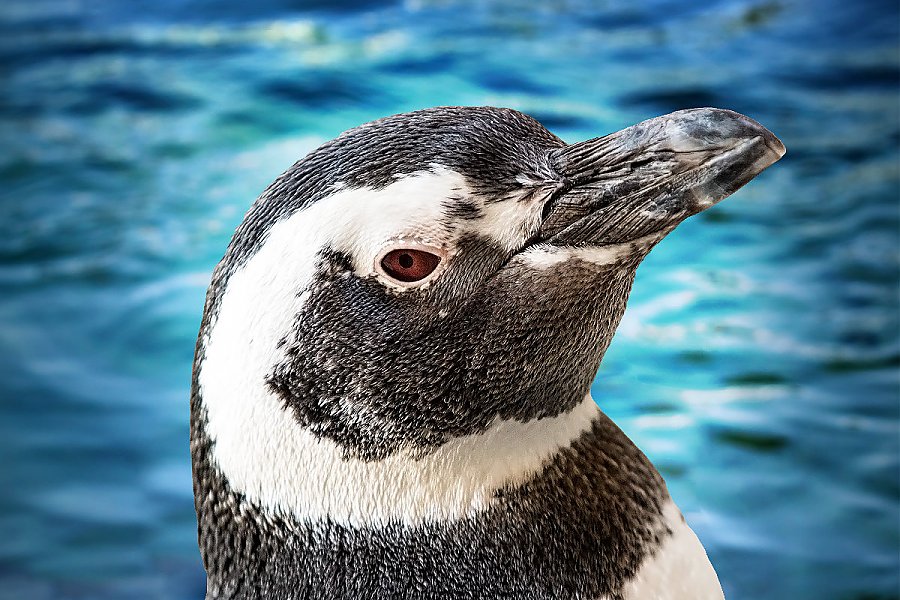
537, 108, 785, 246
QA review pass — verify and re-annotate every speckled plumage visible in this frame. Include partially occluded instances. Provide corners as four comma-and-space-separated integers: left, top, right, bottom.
191, 106, 784, 599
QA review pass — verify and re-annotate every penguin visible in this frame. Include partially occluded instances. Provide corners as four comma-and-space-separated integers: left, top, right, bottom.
191, 106, 784, 599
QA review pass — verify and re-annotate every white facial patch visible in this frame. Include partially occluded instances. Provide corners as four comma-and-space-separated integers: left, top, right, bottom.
516, 229, 668, 270
518, 243, 631, 268
283, 164, 546, 286
329, 166, 463, 274
623, 501, 724, 600
198, 168, 600, 526
475, 190, 548, 253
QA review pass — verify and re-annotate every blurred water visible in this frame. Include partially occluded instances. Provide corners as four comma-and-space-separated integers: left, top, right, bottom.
0, 0, 897, 598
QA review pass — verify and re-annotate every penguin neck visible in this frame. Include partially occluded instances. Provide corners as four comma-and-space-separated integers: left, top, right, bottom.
192, 389, 602, 528
192, 391, 675, 600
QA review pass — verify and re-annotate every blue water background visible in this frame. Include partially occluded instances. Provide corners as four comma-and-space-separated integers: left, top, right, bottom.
1, 0, 897, 598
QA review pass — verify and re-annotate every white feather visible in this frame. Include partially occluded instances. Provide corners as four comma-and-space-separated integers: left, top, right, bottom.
623, 501, 724, 600
518, 243, 631, 268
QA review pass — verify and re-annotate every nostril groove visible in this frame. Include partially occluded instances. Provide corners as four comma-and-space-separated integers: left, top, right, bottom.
630, 157, 654, 171
541, 196, 558, 221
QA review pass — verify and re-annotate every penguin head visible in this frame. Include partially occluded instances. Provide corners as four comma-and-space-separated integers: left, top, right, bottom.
196, 106, 784, 462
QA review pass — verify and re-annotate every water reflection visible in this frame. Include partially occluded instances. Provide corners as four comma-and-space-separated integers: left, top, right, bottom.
0, 0, 897, 598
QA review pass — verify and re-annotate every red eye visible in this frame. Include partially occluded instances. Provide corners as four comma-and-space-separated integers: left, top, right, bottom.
380, 248, 442, 283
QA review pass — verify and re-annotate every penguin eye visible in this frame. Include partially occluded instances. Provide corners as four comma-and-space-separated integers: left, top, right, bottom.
379, 248, 442, 284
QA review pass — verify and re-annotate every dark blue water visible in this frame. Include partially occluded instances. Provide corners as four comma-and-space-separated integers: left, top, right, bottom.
1, 1, 897, 598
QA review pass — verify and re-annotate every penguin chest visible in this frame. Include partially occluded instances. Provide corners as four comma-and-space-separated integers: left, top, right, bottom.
196, 412, 724, 599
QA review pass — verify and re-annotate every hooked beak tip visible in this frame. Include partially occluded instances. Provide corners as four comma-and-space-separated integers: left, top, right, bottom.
766, 131, 787, 159
665, 107, 785, 161
722, 108, 786, 162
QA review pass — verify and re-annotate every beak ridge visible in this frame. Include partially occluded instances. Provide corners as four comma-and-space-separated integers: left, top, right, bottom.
539, 108, 785, 246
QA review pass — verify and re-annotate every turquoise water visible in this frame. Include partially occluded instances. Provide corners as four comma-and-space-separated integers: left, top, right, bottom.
1, 0, 897, 598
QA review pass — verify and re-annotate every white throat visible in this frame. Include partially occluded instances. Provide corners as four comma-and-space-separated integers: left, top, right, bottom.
199, 380, 599, 527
